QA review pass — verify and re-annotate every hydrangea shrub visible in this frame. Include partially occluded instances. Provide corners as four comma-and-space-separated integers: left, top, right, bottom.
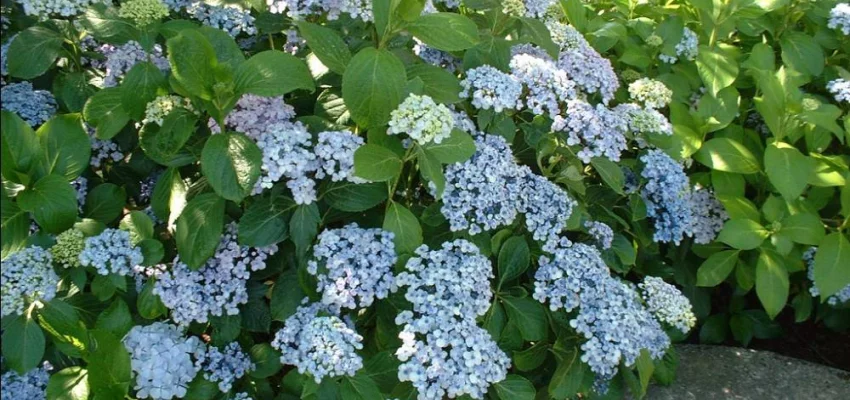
1, 0, 849, 399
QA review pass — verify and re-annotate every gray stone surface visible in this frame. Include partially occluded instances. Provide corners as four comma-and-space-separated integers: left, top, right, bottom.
646, 345, 850, 400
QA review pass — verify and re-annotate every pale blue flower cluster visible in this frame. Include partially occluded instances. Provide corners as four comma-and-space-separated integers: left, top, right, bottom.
90, 131, 124, 168
639, 276, 696, 333
196, 342, 255, 393
585, 220, 613, 249
688, 186, 728, 245
0, 361, 51, 400
98, 41, 170, 88
442, 134, 574, 248
827, 79, 850, 103
252, 121, 316, 198
659, 27, 699, 64
16, 0, 101, 20
209, 94, 297, 139
1, 246, 58, 317
533, 242, 610, 313
282, 29, 305, 54
389, 94, 455, 145
271, 302, 364, 383
413, 39, 459, 72
552, 100, 628, 163
266, 0, 373, 22
550, 21, 619, 103
511, 42, 552, 60
629, 78, 673, 109
509, 53, 576, 118
395, 240, 510, 400
640, 150, 694, 244
0, 82, 57, 126
460, 65, 524, 112
307, 224, 397, 311
314, 130, 367, 183
155, 223, 279, 324
72, 176, 88, 211
123, 322, 205, 400
828, 3, 850, 35
79, 228, 144, 276
518, 0, 556, 18
805, 247, 850, 305
0, 35, 12, 77
232, 393, 252, 400
187, 3, 257, 37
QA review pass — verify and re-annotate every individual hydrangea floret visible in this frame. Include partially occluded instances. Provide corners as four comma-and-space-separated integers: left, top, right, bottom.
142, 95, 195, 126
629, 78, 673, 109
209, 94, 297, 139
155, 223, 278, 324
551, 21, 619, 103
119, 0, 170, 27
460, 65, 524, 112
388, 94, 455, 145
307, 224, 397, 311
52, 229, 86, 268
123, 322, 205, 400
196, 342, 255, 393
518, 173, 576, 252
827, 79, 850, 103
688, 186, 728, 244
585, 221, 613, 250
17, 0, 101, 20
828, 3, 850, 35
552, 100, 628, 163
252, 121, 317, 197
0, 361, 51, 399
0, 82, 57, 127
805, 247, 850, 305
639, 277, 696, 333
98, 41, 169, 87
79, 228, 144, 276
313, 130, 367, 183
1, 246, 58, 317
659, 27, 699, 63
271, 302, 364, 383
640, 150, 693, 245
509, 53, 576, 117
187, 3, 257, 37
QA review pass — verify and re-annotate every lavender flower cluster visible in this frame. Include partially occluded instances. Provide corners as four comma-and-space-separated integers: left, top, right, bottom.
154, 223, 278, 324
1, 246, 58, 317
187, 3, 257, 37
0, 361, 51, 400
307, 224, 397, 311
17, 0, 101, 20
550, 21, 620, 103
97, 41, 170, 88
585, 220, 614, 250
1, 82, 57, 126
79, 228, 144, 276
196, 342, 255, 392
552, 100, 628, 163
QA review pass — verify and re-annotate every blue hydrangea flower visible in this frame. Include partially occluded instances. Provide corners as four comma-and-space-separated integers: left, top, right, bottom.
123, 322, 205, 400
314, 130, 366, 183
1, 82, 57, 127
509, 53, 576, 118
187, 3, 257, 37
460, 65, 524, 113
828, 3, 850, 35
97, 41, 169, 88
79, 228, 144, 276
252, 121, 317, 198
688, 186, 728, 244
0, 361, 51, 400
17, 0, 100, 20
585, 220, 614, 250
414, 38, 460, 72
639, 276, 696, 333
827, 79, 850, 103
196, 342, 255, 393
805, 247, 850, 305
1, 246, 59, 317
266, 0, 372, 22
640, 149, 694, 245
550, 21, 619, 103
552, 100, 629, 163
209, 94, 297, 139
659, 27, 699, 64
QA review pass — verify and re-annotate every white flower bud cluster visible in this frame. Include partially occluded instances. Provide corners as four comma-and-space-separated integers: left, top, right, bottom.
98, 42, 169, 88
550, 21, 620, 104
509, 53, 576, 118
196, 342, 255, 393
142, 95, 194, 126
209, 94, 297, 139
389, 94, 455, 145
271, 302, 364, 383
827, 78, 850, 103
0, 81, 57, 127
628, 78, 673, 109
0, 361, 51, 399
79, 228, 144, 276
805, 247, 850, 305
1, 246, 59, 317
585, 220, 613, 250
639, 276, 696, 333
17, 0, 101, 20
51, 228, 86, 268
828, 3, 850, 35
552, 100, 629, 164
659, 27, 699, 64
123, 322, 205, 400
307, 223, 397, 311
460, 65, 524, 112
687, 186, 728, 245
187, 3, 257, 37
395, 240, 509, 400
155, 223, 278, 324
616, 103, 673, 142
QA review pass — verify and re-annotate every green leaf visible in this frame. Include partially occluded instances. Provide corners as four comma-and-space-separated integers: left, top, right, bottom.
271, 270, 305, 322
184, 376, 219, 400
119, 211, 155, 243
513, 342, 548, 371
591, 156, 625, 195
290, 203, 321, 256
697, 250, 740, 287
175, 193, 225, 269
83, 87, 130, 140
324, 181, 388, 212
17, 175, 77, 234
560, 0, 588, 32
779, 213, 824, 245
137, 279, 167, 319
1, 111, 39, 183
95, 299, 133, 338
198, 26, 245, 71
717, 194, 760, 221
636, 349, 655, 395
694, 138, 760, 174
1, 191, 29, 259
1, 315, 45, 374
7, 26, 63, 79
780, 32, 824, 77
353, 144, 403, 182
700, 314, 728, 344
549, 345, 584, 399
416, 147, 445, 198
35, 114, 91, 180
55, 72, 96, 113
813, 233, 850, 300
421, 129, 476, 164
383, 201, 422, 254
340, 375, 384, 400
764, 142, 813, 201
138, 238, 164, 266
81, 4, 139, 44
407, 12, 480, 51
151, 167, 188, 226
235, 50, 315, 96
296, 21, 351, 75
501, 295, 547, 341
755, 249, 789, 319
717, 219, 769, 250
38, 299, 87, 357
498, 236, 530, 289
495, 375, 536, 400
463, 35, 512, 72
201, 132, 263, 202
342, 48, 407, 128
166, 29, 219, 99
120, 62, 168, 120
46, 367, 90, 400
84, 183, 127, 224
239, 196, 293, 247
406, 64, 462, 104
518, 17, 559, 57
139, 107, 198, 166
696, 45, 738, 97
87, 330, 131, 399
249, 343, 283, 379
